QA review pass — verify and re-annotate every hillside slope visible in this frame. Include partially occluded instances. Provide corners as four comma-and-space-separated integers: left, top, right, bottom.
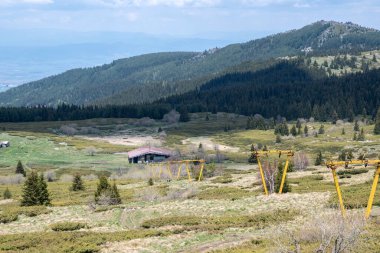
1, 20, 380, 106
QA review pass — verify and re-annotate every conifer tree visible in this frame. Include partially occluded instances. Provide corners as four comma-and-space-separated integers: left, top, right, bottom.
315, 151, 323, 166
331, 110, 338, 124
290, 125, 297, 136
275, 162, 290, 193
373, 54, 377, 62
354, 120, 360, 132
357, 128, 365, 141
3, 188, 11, 199
341, 128, 345, 135
95, 176, 111, 203
304, 125, 308, 136
16, 160, 26, 177
275, 134, 281, 143
110, 182, 121, 204
318, 125, 325, 134
374, 108, 380, 135
263, 145, 268, 151
353, 132, 357, 141
248, 144, 257, 164
148, 178, 154, 186
38, 174, 51, 205
71, 174, 85, 191
21, 171, 39, 206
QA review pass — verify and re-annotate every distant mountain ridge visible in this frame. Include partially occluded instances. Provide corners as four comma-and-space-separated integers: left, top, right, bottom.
1, 20, 380, 107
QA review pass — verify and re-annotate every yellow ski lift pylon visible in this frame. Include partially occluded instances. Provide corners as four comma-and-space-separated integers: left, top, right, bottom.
326, 160, 380, 218
148, 159, 205, 182
253, 149, 294, 195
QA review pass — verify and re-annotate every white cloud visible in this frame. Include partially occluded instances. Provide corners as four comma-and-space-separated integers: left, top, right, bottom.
1, 0, 53, 4
241, 0, 310, 7
88, 0, 220, 8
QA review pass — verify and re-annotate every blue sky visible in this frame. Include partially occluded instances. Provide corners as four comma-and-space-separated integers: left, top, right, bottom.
1, 0, 379, 42
0, 0, 379, 86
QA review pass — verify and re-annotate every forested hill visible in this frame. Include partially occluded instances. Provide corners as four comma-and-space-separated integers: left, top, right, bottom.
0, 20, 380, 107
1, 61, 379, 123
158, 61, 380, 120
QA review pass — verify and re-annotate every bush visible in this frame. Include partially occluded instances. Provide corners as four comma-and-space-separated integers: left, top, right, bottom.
94, 176, 121, 205
0, 213, 18, 224
337, 168, 369, 176
71, 174, 85, 191
50, 222, 87, 231
3, 188, 11, 199
148, 178, 154, 186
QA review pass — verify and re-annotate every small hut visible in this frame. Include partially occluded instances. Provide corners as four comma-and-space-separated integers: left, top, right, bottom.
127, 146, 172, 164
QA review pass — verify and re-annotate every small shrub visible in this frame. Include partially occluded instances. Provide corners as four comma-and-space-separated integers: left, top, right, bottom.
148, 178, 154, 186
3, 188, 12, 199
0, 213, 18, 224
211, 174, 233, 184
50, 222, 87, 231
337, 168, 369, 176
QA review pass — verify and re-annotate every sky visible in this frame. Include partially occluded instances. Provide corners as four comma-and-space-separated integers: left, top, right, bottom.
1, 0, 379, 42
0, 0, 379, 86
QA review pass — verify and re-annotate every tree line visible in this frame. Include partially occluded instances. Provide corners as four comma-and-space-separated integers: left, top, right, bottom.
0, 61, 380, 123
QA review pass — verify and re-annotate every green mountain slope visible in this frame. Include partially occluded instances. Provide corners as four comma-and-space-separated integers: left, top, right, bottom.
1, 20, 380, 106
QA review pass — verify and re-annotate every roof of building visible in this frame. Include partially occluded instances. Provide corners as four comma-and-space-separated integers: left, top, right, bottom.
127, 146, 172, 158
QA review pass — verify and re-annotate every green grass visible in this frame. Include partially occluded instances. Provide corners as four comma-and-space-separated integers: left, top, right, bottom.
0, 229, 171, 253
196, 187, 254, 200
50, 222, 88, 231
141, 209, 298, 231
0, 180, 135, 206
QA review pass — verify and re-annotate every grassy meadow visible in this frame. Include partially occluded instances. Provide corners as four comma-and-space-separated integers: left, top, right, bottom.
0, 113, 379, 252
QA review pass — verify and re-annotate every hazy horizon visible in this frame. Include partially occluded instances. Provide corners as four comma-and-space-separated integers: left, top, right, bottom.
1, 0, 379, 88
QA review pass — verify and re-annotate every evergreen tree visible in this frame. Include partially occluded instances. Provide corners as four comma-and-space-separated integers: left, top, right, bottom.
263, 145, 268, 151
148, 178, 154, 186
3, 188, 11, 199
331, 110, 339, 124
16, 160, 26, 177
374, 108, 380, 135
248, 144, 257, 164
21, 171, 39, 206
275, 162, 290, 193
373, 54, 377, 62
71, 174, 85, 191
179, 109, 190, 122
290, 125, 297, 136
354, 120, 360, 132
353, 132, 357, 141
275, 134, 281, 143
357, 128, 365, 141
95, 176, 111, 203
38, 174, 51, 205
205, 114, 209, 121
110, 182, 122, 204
157, 127, 163, 133
315, 151, 323, 166
304, 125, 308, 136
318, 125, 325, 134
341, 128, 345, 135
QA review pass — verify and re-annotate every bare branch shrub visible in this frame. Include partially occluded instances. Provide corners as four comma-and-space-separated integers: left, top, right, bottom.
164, 186, 198, 200
59, 125, 78, 136
162, 109, 180, 124
84, 146, 98, 156
82, 174, 98, 181
59, 174, 74, 182
0, 174, 25, 185
274, 211, 366, 253
43, 170, 56, 182
257, 160, 278, 194
293, 152, 310, 171
135, 187, 162, 202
